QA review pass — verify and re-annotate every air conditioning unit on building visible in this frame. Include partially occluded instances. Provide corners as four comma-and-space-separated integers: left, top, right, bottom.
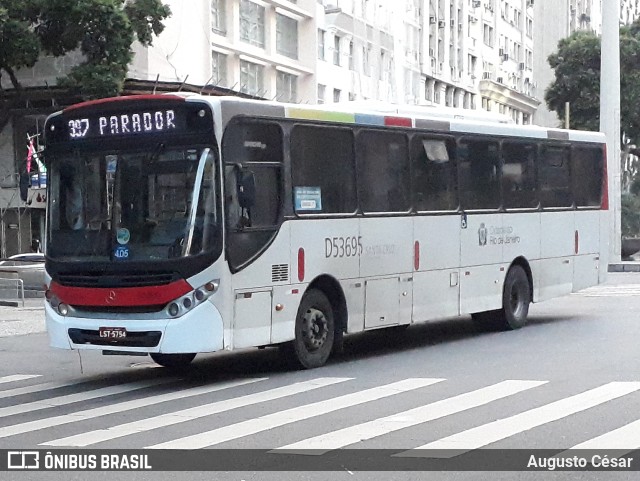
469, 15, 478, 23
438, 20, 446, 28
496, 76, 504, 83
429, 15, 436, 24
472, 0, 481, 8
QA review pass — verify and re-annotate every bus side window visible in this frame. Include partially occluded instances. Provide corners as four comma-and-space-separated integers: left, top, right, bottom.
411, 135, 457, 211
501, 141, 538, 209
572, 146, 603, 207
458, 138, 500, 210
356, 129, 410, 213
291, 125, 356, 215
222, 118, 284, 269
539, 145, 572, 208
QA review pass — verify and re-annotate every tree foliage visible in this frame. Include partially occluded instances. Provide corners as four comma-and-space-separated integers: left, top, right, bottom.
0, 0, 170, 99
545, 20, 640, 146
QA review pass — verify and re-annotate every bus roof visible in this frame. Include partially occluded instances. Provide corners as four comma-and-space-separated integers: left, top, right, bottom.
198, 95, 605, 144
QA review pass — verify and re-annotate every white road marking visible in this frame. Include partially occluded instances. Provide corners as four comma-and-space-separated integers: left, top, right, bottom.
148, 378, 444, 450
0, 374, 41, 385
0, 378, 264, 440
275, 380, 545, 455
399, 382, 640, 458
0, 378, 172, 418
43, 377, 351, 447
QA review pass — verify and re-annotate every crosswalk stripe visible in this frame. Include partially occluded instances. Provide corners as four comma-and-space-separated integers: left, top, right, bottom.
42, 377, 351, 447
0, 378, 173, 418
0, 375, 41, 385
0, 378, 264, 441
565, 418, 640, 452
398, 381, 640, 458
0, 380, 102, 400
147, 378, 444, 450
572, 285, 640, 297
273, 380, 545, 455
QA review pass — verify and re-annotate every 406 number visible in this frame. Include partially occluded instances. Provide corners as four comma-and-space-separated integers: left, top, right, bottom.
324, 236, 362, 258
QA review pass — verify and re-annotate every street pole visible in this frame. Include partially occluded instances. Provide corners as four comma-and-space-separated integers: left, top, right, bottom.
600, 0, 621, 263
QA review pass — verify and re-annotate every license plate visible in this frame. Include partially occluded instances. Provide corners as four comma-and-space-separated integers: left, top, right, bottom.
99, 327, 127, 339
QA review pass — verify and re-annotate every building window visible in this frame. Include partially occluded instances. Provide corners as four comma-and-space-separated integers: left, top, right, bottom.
333, 88, 341, 102
349, 41, 354, 70
276, 14, 298, 59
211, 51, 227, 86
363, 45, 371, 76
239, 0, 265, 48
318, 29, 325, 60
276, 71, 297, 103
240, 60, 264, 96
333, 35, 341, 66
211, 0, 226, 35
317, 84, 325, 104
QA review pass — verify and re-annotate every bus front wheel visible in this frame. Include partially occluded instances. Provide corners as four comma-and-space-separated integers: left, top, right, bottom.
289, 289, 335, 369
472, 265, 530, 331
150, 352, 196, 368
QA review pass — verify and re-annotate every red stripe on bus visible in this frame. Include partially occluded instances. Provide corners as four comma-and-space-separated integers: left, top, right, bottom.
298, 248, 305, 282
601, 146, 609, 210
384, 116, 412, 127
49, 279, 192, 307
414, 241, 420, 271
64, 94, 185, 112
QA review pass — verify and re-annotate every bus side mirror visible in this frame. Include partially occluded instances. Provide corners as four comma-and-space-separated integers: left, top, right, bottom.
237, 170, 256, 209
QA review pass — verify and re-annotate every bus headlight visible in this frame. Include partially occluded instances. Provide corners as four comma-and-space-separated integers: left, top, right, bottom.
58, 303, 69, 316
167, 302, 180, 317
165, 279, 219, 318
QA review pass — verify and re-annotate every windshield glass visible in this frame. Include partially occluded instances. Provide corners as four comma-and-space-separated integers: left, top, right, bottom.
47, 146, 220, 262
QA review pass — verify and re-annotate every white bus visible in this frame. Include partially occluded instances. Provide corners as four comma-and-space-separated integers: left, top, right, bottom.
43, 94, 608, 369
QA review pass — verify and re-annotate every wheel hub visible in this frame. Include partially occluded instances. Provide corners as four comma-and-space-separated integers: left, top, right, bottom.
302, 307, 328, 351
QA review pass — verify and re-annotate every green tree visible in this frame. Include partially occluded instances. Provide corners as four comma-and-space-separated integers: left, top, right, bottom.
0, 0, 171, 98
546, 22, 640, 146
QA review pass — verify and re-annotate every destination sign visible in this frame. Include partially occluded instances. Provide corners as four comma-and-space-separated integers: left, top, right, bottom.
45, 100, 214, 144
68, 109, 178, 139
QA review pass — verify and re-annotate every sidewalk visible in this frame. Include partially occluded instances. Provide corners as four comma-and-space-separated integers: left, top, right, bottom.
0, 298, 46, 337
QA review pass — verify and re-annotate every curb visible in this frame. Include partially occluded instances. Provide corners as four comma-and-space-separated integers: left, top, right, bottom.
609, 263, 640, 272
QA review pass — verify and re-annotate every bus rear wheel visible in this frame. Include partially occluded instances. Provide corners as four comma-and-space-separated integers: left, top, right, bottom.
150, 352, 196, 368
289, 289, 335, 369
472, 265, 530, 331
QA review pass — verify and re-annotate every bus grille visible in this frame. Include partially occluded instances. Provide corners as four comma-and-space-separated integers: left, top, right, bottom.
271, 264, 289, 283
57, 272, 180, 288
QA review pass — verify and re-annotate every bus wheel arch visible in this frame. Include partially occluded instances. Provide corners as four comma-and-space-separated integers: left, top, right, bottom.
472, 258, 532, 331
288, 275, 346, 369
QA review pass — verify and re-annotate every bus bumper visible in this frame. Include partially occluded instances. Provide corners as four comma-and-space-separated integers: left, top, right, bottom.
45, 300, 224, 354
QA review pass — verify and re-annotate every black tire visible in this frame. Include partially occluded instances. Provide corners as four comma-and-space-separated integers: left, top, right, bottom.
289, 289, 335, 369
150, 352, 196, 368
500, 265, 531, 329
472, 265, 531, 331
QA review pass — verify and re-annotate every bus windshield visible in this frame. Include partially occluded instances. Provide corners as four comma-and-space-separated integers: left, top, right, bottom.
47, 146, 220, 262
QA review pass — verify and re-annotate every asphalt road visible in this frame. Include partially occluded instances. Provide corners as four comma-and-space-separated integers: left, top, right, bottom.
1, 273, 640, 480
